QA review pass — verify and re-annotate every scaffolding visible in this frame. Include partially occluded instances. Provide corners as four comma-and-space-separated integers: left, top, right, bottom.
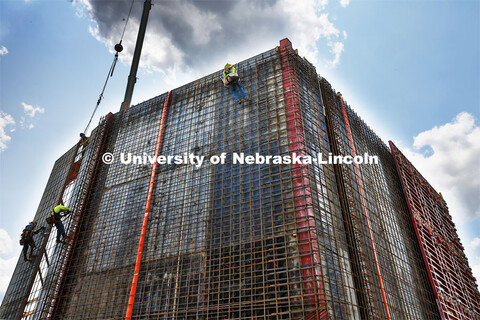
391, 142, 480, 320
1, 38, 478, 320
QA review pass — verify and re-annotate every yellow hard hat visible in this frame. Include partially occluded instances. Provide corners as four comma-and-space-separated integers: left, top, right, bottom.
224, 63, 232, 69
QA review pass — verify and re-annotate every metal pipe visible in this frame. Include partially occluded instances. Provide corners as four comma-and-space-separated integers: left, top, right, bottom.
120, 0, 152, 112
125, 91, 172, 320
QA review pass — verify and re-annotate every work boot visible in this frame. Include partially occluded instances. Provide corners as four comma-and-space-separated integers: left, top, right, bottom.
237, 100, 242, 104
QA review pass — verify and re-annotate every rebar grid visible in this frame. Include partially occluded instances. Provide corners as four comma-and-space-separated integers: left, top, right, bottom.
318, 79, 441, 320
390, 142, 480, 320
2, 39, 477, 320
0, 145, 77, 320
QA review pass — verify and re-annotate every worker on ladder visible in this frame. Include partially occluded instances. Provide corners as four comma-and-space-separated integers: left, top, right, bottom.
20, 221, 45, 262
79, 133, 89, 155
49, 205, 71, 244
222, 63, 248, 104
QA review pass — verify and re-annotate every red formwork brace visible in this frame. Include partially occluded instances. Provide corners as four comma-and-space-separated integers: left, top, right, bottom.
338, 94, 391, 320
16, 144, 81, 320
389, 141, 468, 320
390, 141, 442, 317
279, 38, 327, 319
125, 91, 172, 320
46, 112, 115, 319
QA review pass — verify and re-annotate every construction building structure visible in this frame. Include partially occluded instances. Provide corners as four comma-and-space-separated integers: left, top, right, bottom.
1, 38, 479, 320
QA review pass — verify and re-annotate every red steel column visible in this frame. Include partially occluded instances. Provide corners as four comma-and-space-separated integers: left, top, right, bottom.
125, 91, 172, 320
279, 38, 327, 319
338, 94, 391, 320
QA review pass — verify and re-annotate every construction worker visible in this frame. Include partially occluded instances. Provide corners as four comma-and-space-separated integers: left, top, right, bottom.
222, 63, 248, 104
51, 205, 71, 244
20, 221, 45, 262
79, 133, 89, 155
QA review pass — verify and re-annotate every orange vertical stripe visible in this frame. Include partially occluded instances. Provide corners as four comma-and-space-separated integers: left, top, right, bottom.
125, 91, 172, 320
338, 94, 391, 320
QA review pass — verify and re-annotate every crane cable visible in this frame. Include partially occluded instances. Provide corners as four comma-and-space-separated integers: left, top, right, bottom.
82, 0, 136, 135
120, 0, 135, 43
82, 54, 118, 134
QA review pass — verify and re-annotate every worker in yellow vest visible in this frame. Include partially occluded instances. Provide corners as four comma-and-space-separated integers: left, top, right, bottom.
79, 133, 89, 155
222, 63, 248, 104
51, 205, 71, 244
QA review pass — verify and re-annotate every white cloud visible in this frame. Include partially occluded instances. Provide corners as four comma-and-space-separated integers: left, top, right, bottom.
343, 30, 348, 40
400, 112, 480, 224
77, 0, 348, 79
317, 13, 341, 37
89, 16, 186, 76
328, 41, 344, 67
318, 0, 329, 10
174, 1, 221, 46
22, 102, 45, 118
74, 0, 92, 18
472, 257, 480, 284
471, 238, 480, 248
0, 229, 16, 301
0, 111, 15, 152
340, 0, 350, 8
0, 46, 7, 56
20, 102, 44, 129
19, 117, 36, 130
0, 229, 13, 255
0, 256, 17, 301
276, 0, 343, 66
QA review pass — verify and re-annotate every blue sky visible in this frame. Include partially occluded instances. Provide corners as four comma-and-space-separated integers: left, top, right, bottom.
1, 0, 479, 300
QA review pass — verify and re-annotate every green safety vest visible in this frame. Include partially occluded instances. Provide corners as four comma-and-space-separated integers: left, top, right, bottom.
223, 66, 237, 79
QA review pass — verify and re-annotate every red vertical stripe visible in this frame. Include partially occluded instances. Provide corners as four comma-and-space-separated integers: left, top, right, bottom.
125, 91, 172, 320
280, 38, 327, 319
338, 94, 391, 320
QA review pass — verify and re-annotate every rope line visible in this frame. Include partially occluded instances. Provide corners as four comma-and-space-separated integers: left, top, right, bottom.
120, 0, 136, 43
83, 53, 118, 134
83, 0, 135, 134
